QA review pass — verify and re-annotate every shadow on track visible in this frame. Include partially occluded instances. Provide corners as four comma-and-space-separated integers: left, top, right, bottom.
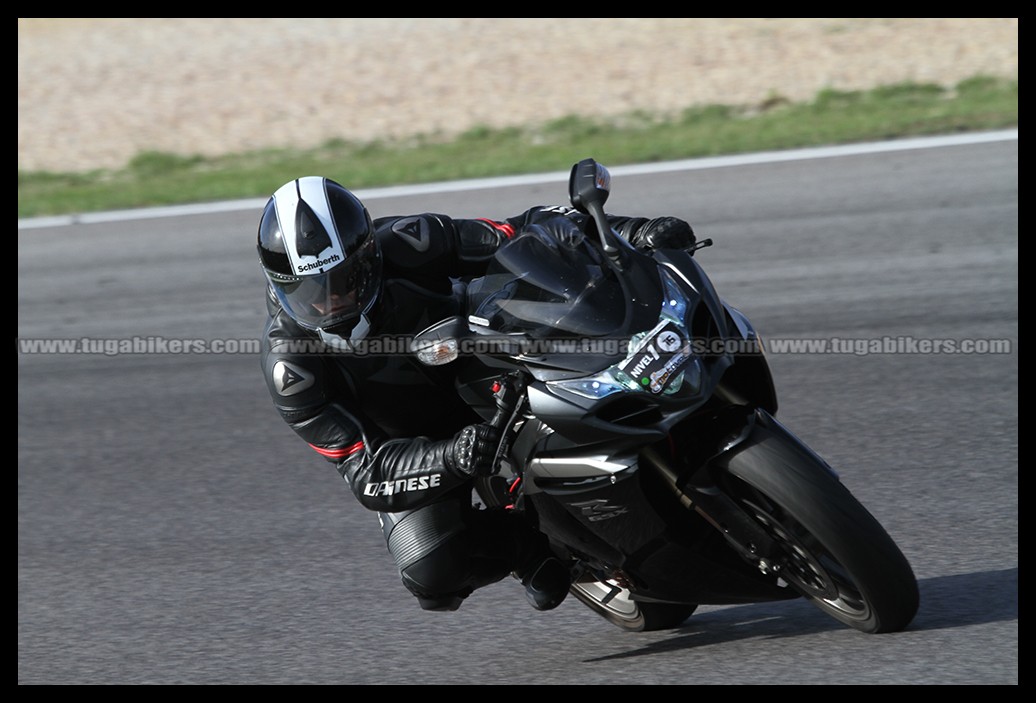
582, 567, 1017, 662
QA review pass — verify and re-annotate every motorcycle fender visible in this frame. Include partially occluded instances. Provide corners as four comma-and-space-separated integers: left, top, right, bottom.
709, 409, 839, 482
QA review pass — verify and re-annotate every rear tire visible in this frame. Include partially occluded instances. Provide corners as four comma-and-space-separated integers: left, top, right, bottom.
570, 576, 698, 632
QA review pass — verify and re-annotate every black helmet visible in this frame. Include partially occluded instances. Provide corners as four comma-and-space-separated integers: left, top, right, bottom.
257, 177, 382, 344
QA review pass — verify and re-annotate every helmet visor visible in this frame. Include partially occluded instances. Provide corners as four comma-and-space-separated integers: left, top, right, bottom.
270, 236, 381, 331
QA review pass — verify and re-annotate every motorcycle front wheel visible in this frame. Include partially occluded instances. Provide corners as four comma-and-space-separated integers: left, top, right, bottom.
569, 575, 698, 632
717, 413, 920, 634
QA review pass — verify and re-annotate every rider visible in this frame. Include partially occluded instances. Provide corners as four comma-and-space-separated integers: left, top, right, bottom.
257, 175, 695, 612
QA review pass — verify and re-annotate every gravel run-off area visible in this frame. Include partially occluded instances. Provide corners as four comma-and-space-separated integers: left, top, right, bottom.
17, 18, 1018, 173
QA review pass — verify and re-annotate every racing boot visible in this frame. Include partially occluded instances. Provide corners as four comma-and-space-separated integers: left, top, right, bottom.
518, 554, 571, 611
510, 523, 571, 611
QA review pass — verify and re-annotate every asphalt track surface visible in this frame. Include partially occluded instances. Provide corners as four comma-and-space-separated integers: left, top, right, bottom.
18, 135, 1018, 685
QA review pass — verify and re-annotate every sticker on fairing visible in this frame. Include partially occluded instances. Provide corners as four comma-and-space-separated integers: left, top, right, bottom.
617, 321, 691, 394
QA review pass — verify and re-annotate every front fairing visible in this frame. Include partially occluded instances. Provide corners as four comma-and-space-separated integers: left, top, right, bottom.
534, 255, 738, 444
462, 229, 742, 444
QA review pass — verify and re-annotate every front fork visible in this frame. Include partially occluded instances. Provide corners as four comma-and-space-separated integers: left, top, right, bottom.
639, 417, 785, 579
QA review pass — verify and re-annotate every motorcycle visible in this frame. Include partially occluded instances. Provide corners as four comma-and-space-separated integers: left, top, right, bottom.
411, 158, 920, 633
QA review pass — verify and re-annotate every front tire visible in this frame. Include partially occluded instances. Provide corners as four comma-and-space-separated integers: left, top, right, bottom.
718, 413, 919, 633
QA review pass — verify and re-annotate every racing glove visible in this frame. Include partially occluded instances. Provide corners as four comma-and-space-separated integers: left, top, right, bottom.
445, 423, 503, 477
628, 216, 696, 251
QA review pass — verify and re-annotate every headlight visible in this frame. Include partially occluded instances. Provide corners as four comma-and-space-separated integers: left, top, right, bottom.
551, 371, 627, 399
659, 268, 688, 323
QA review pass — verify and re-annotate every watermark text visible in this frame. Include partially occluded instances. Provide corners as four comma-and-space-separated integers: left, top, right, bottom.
17, 334, 1013, 357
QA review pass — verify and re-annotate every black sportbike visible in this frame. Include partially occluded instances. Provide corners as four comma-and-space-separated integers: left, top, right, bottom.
412, 159, 920, 633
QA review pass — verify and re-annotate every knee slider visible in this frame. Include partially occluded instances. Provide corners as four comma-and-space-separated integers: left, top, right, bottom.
385, 502, 472, 601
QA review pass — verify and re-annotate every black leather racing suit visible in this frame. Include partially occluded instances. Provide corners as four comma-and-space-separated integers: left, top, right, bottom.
260, 205, 666, 610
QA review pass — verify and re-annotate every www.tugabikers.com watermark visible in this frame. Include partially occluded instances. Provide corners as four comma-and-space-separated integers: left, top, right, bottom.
766, 336, 1013, 355
16, 334, 1014, 357
17, 336, 262, 356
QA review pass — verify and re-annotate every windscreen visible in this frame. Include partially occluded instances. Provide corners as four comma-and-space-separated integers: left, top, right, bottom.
469, 225, 627, 338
